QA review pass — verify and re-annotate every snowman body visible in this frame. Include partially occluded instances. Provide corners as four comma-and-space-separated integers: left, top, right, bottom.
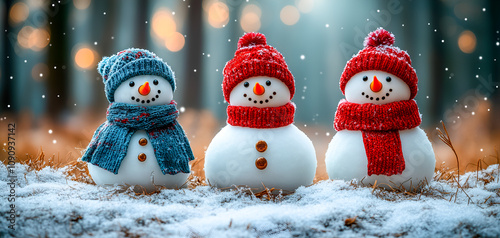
325, 70, 435, 190
88, 130, 189, 191
205, 124, 316, 191
87, 75, 189, 191
205, 76, 317, 191
325, 128, 435, 190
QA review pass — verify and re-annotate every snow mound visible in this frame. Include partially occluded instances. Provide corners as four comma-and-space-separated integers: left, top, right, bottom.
1, 163, 499, 237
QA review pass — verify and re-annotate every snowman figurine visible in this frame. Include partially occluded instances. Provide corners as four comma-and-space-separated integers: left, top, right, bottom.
204, 32, 317, 192
82, 48, 195, 192
325, 28, 435, 191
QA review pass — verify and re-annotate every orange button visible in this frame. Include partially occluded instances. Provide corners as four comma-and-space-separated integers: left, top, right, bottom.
138, 153, 146, 162
255, 157, 267, 170
255, 140, 267, 152
139, 138, 148, 146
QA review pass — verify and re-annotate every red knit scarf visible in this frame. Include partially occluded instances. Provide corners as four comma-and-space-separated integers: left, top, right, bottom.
227, 102, 295, 128
334, 99, 421, 176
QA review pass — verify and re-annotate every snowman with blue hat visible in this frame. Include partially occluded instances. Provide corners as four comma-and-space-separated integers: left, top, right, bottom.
82, 48, 195, 192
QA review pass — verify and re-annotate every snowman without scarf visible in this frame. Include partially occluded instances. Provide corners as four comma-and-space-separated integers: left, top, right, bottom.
204, 32, 317, 192
82, 48, 195, 192
325, 28, 436, 191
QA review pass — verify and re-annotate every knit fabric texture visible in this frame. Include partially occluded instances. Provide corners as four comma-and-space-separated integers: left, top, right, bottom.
98, 48, 176, 102
339, 28, 418, 99
81, 101, 194, 175
227, 102, 295, 128
223, 32, 295, 103
334, 100, 421, 176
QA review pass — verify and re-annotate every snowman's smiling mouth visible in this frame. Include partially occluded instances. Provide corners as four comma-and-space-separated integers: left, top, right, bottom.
362, 88, 393, 101
243, 91, 277, 104
130, 90, 162, 104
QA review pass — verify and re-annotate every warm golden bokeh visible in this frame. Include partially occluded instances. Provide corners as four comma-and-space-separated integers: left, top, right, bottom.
207, 2, 229, 28
18, 26, 50, 51
240, 4, 261, 32
152, 8, 177, 40
280, 5, 300, 26
296, 0, 314, 13
17, 26, 35, 48
73, 0, 91, 10
29, 28, 50, 51
9, 2, 29, 24
458, 30, 477, 54
241, 13, 260, 33
165, 32, 185, 52
75, 47, 95, 69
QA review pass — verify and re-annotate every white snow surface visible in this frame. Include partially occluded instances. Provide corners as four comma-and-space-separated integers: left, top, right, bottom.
1, 163, 499, 237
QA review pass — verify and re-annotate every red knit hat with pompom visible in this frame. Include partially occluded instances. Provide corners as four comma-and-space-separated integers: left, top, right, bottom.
340, 28, 418, 99
223, 32, 295, 103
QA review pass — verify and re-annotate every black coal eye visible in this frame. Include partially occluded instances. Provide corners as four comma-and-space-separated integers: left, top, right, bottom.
244, 82, 249, 87
266, 80, 271, 86
386, 76, 392, 82
129, 81, 135, 87
153, 79, 159, 85
363, 76, 368, 82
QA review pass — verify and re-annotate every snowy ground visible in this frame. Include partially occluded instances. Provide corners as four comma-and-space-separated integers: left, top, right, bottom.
1, 163, 499, 238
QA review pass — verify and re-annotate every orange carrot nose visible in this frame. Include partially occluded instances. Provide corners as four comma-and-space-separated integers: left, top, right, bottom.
138, 82, 151, 96
253, 82, 265, 95
370, 76, 383, 92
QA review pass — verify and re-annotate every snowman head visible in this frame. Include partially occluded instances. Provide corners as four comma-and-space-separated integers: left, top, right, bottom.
97, 48, 176, 103
223, 32, 295, 106
345, 70, 410, 105
114, 75, 173, 105
229, 76, 290, 108
340, 28, 418, 101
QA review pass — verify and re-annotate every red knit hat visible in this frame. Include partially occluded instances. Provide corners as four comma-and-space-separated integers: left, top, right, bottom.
223, 32, 295, 103
340, 28, 418, 99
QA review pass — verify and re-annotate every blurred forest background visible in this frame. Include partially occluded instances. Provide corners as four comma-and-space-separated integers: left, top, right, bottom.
1, 0, 499, 179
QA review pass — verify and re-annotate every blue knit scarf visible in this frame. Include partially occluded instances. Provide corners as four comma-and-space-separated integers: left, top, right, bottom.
82, 101, 194, 175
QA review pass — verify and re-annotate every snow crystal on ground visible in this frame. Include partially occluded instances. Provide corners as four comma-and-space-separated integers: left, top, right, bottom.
1, 164, 499, 237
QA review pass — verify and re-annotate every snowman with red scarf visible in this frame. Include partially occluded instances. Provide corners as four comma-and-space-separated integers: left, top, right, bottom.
204, 32, 317, 192
325, 28, 435, 191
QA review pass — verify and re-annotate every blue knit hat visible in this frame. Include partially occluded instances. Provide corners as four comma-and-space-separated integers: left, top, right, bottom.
97, 48, 176, 102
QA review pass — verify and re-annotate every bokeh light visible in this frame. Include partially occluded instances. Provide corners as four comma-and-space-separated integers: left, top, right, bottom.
73, 0, 91, 10
75, 47, 96, 69
240, 4, 262, 32
17, 26, 50, 51
152, 8, 177, 40
31, 63, 49, 81
29, 28, 50, 51
18, 26, 35, 48
9, 2, 29, 24
165, 32, 185, 52
296, 0, 314, 13
208, 2, 229, 28
458, 30, 477, 54
280, 5, 300, 26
